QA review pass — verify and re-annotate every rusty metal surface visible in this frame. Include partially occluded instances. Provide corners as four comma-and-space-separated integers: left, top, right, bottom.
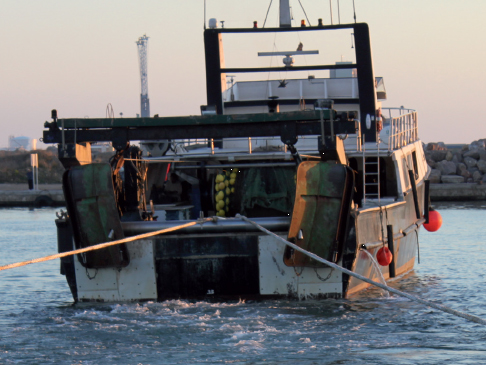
63, 163, 130, 269
285, 161, 353, 267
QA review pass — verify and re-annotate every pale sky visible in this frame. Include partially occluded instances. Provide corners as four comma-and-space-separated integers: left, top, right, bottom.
1, 0, 485, 148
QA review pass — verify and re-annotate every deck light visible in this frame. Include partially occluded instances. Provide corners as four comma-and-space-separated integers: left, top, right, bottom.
253, 21, 258, 28
301, 20, 306, 27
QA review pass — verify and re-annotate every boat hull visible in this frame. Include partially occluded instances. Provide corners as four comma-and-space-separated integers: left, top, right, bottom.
346, 185, 424, 296
59, 182, 424, 302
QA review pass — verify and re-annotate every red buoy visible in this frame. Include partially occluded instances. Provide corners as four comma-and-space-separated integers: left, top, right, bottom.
376, 247, 393, 266
424, 209, 442, 232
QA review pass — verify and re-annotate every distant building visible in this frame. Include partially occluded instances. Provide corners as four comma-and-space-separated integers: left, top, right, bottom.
8, 135, 31, 151
91, 142, 114, 153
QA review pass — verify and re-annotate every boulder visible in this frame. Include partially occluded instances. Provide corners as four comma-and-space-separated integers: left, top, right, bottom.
445, 150, 453, 161
468, 167, 479, 176
436, 160, 457, 175
456, 162, 467, 173
441, 175, 465, 184
431, 150, 448, 162
438, 142, 447, 150
460, 170, 472, 180
453, 152, 463, 163
426, 142, 447, 151
479, 150, 486, 161
464, 156, 478, 168
473, 171, 483, 183
426, 159, 436, 168
429, 169, 442, 184
470, 140, 486, 149
464, 149, 480, 160
478, 160, 486, 174
456, 163, 471, 179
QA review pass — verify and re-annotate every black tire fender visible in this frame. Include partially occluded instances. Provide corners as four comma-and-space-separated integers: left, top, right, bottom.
34, 195, 54, 208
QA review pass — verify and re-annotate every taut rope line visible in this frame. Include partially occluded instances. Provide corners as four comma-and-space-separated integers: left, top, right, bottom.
0, 219, 211, 273
234, 214, 486, 326
2, 214, 485, 326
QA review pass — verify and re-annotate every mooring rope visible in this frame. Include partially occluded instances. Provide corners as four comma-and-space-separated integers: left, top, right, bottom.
0, 219, 212, 273
233, 214, 486, 326
2, 214, 484, 325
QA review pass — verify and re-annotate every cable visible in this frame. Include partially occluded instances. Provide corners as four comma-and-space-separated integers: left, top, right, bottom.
234, 214, 486, 326
298, 0, 311, 26
263, 0, 273, 28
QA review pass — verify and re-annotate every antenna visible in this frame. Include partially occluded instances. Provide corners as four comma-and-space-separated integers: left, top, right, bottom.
352, 0, 357, 23
329, 0, 333, 25
337, 0, 341, 24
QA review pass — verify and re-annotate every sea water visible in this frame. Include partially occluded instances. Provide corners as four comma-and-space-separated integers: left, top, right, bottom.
1, 202, 486, 364
361, 250, 390, 298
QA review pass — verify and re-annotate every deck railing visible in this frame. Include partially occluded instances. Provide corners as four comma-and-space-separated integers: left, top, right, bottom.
383, 108, 418, 150
164, 108, 418, 156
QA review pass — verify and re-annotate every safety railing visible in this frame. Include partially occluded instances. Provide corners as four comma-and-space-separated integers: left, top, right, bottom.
383, 108, 418, 150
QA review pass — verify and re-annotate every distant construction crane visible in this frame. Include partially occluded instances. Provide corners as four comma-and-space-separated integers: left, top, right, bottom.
136, 34, 150, 118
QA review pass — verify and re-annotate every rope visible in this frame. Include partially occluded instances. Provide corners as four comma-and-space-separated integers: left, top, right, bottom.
262, 0, 273, 28
0, 219, 212, 273
234, 214, 486, 326
297, 0, 311, 26
2, 212, 484, 325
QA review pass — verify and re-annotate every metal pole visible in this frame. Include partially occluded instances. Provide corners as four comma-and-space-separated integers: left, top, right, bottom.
329, 0, 333, 25
387, 224, 396, 278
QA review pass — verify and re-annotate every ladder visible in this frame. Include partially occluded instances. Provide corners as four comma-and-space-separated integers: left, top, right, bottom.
362, 136, 381, 204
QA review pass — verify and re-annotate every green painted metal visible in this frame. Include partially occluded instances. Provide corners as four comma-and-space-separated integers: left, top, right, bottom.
64, 163, 129, 269
286, 161, 352, 267
55, 110, 335, 129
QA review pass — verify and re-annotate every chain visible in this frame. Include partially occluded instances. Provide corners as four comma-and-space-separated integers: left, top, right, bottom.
85, 267, 98, 280
314, 267, 334, 282
291, 253, 304, 276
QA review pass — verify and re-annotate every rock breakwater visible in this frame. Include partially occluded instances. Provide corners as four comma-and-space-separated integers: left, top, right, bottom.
425, 139, 486, 184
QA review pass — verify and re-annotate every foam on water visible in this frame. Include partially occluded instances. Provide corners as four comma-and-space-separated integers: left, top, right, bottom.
361, 249, 390, 298
1, 206, 486, 363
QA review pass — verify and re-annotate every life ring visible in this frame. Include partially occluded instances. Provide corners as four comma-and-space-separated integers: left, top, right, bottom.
34, 195, 54, 208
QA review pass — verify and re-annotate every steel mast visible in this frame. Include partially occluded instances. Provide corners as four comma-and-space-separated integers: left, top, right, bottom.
136, 34, 150, 118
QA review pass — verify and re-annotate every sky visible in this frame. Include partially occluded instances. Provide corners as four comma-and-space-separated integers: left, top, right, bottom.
1, 0, 485, 148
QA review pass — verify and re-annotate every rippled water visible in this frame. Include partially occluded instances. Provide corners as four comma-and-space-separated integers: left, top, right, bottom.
1, 203, 486, 364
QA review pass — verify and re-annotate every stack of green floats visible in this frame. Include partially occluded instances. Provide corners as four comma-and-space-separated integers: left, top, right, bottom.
214, 169, 237, 217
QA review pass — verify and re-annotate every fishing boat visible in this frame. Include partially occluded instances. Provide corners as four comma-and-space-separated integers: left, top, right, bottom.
43, 1, 430, 302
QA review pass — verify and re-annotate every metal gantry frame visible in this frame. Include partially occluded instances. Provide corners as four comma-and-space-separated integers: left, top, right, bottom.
136, 34, 150, 118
